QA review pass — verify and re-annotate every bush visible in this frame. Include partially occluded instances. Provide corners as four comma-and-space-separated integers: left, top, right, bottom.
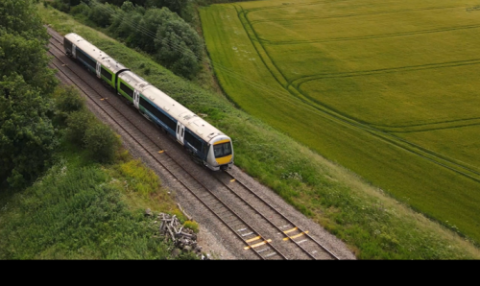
154, 18, 203, 79
83, 122, 119, 163
51, 0, 70, 13
66, 110, 94, 146
70, 2, 91, 18
88, 0, 116, 27
56, 86, 85, 113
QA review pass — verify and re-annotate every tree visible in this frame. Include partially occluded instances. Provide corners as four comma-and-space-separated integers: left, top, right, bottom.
0, 30, 57, 95
141, 7, 178, 53
154, 18, 202, 78
88, 0, 116, 27
0, 0, 48, 37
0, 75, 57, 189
145, 0, 187, 15
0, 0, 58, 190
84, 121, 119, 163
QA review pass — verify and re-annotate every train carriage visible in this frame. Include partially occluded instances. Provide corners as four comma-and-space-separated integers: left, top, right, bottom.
63, 32, 234, 171
117, 71, 234, 170
64, 33, 128, 89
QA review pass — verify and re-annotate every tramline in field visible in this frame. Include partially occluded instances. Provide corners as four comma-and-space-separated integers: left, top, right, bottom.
63, 33, 234, 171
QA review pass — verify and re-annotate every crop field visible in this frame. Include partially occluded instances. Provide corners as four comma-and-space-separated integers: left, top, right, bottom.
200, 0, 480, 242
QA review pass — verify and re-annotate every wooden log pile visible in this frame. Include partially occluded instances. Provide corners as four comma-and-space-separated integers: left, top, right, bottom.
157, 212, 204, 257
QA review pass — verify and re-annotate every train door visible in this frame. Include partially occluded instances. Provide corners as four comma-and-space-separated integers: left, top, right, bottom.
96, 62, 101, 79
72, 44, 77, 59
133, 90, 140, 110
176, 123, 185, 145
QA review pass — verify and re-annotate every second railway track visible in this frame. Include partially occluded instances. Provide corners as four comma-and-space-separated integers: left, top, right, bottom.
46, 28, 342, 260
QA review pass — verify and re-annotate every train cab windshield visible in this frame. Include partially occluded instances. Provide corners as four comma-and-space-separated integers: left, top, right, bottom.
213, 142, 232, 158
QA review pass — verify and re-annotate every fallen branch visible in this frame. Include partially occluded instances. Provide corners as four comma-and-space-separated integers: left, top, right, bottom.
177, 203, 193, 221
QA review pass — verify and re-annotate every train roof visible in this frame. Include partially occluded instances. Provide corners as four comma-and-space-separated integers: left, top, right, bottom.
118, 71, 225, 142
145, 86, 225, 142
118, 70, 153, 92
65, 33, 128, 74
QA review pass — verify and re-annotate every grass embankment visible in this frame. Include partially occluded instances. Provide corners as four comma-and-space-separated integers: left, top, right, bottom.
199, 0, 480, 246
37, 5, 480, 259
0, 86, 196, 259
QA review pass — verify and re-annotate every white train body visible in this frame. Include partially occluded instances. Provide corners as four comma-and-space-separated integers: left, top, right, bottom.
64, 33, 234, 171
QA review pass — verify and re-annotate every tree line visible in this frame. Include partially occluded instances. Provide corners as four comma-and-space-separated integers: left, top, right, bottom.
0, 0, 122, 191
50, 0, 202, 79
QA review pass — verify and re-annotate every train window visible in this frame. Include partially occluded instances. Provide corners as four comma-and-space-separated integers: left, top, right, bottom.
76, 50, 96, 68
139, 97, 177, 131
185, 130, 203, 151
213, 142, 232, 158
120, 82, 134, 98
101, 67, 111, 80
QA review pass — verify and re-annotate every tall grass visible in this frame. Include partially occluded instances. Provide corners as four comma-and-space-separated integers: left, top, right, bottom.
0, 164, 172, 259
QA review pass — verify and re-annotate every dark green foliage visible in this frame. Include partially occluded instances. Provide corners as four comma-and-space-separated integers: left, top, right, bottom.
70, 2, 92, 18
121, 0, 135, 12
66, 1, 203, 79
83, 121, 119, 163
50, 0, 71, 12
145, 0, 187, 16
115, 10, 145, 47
141, 7, 177, 53
0, 30, 57, 95
154, 18, 202, 79
89, 0, 116, 27
66, 110, 94, 145
0, 0, 58, 190
56, 86, 86, 114
0, 75, 58, 189
0, 0, 49, 36
55, 86, 86, 124
0, 0, 57, 95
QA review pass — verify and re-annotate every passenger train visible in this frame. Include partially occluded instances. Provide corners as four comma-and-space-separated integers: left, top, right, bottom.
63, 33, 234, 171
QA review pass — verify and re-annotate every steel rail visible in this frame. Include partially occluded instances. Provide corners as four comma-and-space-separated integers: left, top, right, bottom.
217, 171, 340, 260
47, 39, 287, 260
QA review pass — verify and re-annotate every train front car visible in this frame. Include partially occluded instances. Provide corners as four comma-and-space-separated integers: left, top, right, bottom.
206, 135, 234, 171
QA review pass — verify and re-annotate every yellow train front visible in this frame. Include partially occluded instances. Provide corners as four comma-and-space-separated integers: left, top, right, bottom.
205, 135, 234, 171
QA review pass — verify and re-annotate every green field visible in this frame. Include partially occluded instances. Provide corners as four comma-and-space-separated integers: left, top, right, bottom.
200, 0, 480, 243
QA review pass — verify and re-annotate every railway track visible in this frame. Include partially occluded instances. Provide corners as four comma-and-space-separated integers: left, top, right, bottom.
46, 27, 341, 260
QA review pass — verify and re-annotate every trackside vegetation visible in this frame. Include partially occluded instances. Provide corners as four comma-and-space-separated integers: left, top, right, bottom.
37, 5, 480, 259
49, 0, 203, 79
0, 0, 196, 259
0, 85, 197, 259
199, 0, 480, 247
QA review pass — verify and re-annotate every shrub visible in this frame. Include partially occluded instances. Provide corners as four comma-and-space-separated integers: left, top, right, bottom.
88, 0, 116, 27
83, 122, 119, 163
66, 110, 94, 146
70, 2, 91, 18
154, 18, 202, 79
56, 86, 85, 114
